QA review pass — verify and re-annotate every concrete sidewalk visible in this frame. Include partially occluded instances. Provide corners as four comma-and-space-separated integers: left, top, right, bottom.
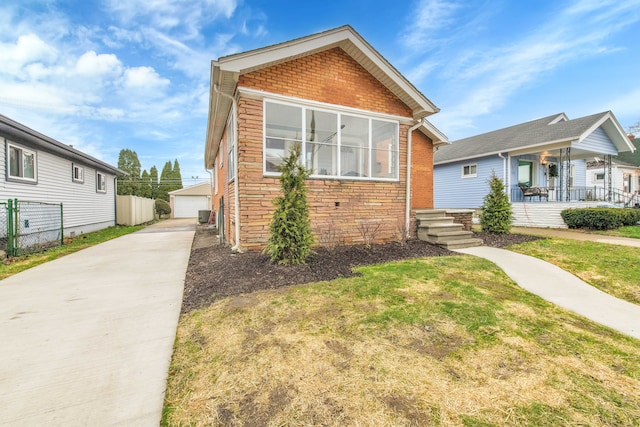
456, 246, 640, 340
0, 219, 195, 426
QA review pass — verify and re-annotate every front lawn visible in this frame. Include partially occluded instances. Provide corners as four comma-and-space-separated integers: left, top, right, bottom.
509, 239, 640, 305
602, 225, 640, 239
163, 254, 640, 426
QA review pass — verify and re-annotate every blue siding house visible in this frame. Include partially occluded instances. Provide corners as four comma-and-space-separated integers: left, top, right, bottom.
434, 111, 636, 227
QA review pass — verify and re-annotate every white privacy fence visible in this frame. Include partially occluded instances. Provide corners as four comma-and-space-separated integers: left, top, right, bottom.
116, 195, 155, 226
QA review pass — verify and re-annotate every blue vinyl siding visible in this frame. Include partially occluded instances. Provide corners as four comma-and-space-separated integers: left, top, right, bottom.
576, 127, 617, 155
434, 155, 505, 208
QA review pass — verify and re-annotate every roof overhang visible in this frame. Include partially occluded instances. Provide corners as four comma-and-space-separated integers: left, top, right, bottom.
577, 111, 635, 153
419, 119, 449, 148
0, 114, 123, 175
205, 25, 441, 169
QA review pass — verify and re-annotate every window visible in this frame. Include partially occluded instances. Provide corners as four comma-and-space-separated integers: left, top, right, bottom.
594, 172, 605, 181
226, 115, 235, 181
96, 172, 107, 193
7, 142, 37, 182
462, 164, 477, 178
72, 163, 84, 183
264, 100, 399, 180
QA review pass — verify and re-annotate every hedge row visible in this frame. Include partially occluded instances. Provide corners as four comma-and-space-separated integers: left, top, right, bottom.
561, 208, 640, 230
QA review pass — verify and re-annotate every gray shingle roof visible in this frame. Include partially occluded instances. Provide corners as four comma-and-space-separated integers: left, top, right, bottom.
434, 111, 611, 164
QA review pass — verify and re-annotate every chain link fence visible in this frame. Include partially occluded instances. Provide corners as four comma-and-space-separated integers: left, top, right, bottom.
2, 199, 63, 257
0, 202, 7, 256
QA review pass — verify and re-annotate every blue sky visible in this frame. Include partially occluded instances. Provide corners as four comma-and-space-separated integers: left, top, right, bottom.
1, 0, 639, 184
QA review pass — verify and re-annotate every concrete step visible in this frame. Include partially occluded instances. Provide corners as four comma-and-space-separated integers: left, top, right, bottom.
426, 230, 475, 243
417, 223, 464, 241
438, 238, 483, 250
415, 209, 450, 221
417, 216, 455, 227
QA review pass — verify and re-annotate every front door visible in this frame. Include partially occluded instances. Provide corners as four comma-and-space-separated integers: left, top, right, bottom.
518, 160, 533, 186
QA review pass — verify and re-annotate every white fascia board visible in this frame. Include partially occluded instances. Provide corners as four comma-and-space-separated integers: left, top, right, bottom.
436, 140, 573, 165
419, 119, 449, 147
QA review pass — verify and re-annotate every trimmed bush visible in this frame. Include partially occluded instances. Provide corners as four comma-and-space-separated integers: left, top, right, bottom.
480, 174, 513, 233
561, 208, 640, 230
264, 144, 314, 265
155, 198, 171, 217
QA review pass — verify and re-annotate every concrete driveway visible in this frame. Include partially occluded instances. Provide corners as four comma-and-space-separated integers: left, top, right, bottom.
0, 219, 195, 426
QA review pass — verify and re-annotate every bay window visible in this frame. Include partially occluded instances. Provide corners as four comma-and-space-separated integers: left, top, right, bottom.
264, 100, 399, 180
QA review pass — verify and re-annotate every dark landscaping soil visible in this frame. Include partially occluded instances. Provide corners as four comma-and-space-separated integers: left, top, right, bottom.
181, 230, 542, 314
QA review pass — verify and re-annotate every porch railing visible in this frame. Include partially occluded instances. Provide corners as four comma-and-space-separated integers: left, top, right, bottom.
510, 186, 640, 206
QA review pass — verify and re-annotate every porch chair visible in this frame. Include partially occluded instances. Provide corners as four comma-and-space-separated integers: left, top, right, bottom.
518, 183, 549, 201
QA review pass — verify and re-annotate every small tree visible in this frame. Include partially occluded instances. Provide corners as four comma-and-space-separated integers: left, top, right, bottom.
264, 144, 314, 264
480, 174, 513, 233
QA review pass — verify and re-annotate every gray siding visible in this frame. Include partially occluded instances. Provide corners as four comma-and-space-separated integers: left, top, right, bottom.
434, 155, 505, 208
1, 137, 116, 235
576, 127, 617, 155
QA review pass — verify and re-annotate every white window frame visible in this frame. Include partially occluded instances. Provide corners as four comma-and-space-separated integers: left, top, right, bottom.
594, 172, 605, 181
262, 99, 400, 181
7, 142, 37, 183
72, 163, 84, 184
462, 163, 477, 178
96, 171, 107, 193
226, 114, 235, 182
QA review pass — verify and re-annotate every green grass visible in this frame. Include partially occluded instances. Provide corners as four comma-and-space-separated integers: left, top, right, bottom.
508, 238, 640, 305
601, 225, 640, 239
164, 254, 640, 426
0, 224, 145, 280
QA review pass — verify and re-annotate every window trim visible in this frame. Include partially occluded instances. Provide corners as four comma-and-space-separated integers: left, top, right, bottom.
72, 163, 84, 184
226, 114, 235, 182
6, 141, 38, 184
462, 163, 477, 178
262, 99, 400, 182
96, 171, 107, 193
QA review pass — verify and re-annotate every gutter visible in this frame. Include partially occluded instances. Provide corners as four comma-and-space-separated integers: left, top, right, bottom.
405, 119, 424, 238
213, 84, 240, 251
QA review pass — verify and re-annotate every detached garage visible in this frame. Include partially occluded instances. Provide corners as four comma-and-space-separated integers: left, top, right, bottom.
169, 182, 212, 219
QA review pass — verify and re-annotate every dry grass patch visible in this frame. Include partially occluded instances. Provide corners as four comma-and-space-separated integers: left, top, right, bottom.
164, 256, 640, 426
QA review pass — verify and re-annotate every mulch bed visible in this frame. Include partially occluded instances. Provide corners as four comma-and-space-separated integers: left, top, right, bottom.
182, 231, 541, 314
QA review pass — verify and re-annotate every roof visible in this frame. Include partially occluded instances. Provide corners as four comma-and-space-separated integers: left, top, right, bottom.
434, 111, 635, 165
0, 114, 122, 175
168, 182, 211, 196
205, 25, 444, 168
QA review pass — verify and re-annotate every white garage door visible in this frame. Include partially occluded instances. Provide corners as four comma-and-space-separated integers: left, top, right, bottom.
174, 196, 210, 218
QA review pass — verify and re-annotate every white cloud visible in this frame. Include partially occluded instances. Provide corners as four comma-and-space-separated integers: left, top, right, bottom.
401, 0, 461, 50
419, 0, 640, 136
104, 0, 238, 38
75, 51, 123, 77
0, 33, 57, 76
123, 66, 170, 91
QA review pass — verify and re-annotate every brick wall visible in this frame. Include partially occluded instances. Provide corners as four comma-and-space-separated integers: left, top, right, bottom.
411, 131, 434, 209
222, 47, 434, 251
239, 47, 412, 118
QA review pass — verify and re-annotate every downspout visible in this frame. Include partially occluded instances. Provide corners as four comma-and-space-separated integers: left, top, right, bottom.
206, 168, 214, 211
405, 119, 424, 238
213, 84, 240, 251
498, 153, 508, 199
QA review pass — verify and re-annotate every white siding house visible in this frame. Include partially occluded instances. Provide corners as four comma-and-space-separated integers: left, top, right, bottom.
1, 114, 121, 236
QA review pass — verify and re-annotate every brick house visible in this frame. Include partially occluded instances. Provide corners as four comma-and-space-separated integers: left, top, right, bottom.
205, 25, 449, 251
